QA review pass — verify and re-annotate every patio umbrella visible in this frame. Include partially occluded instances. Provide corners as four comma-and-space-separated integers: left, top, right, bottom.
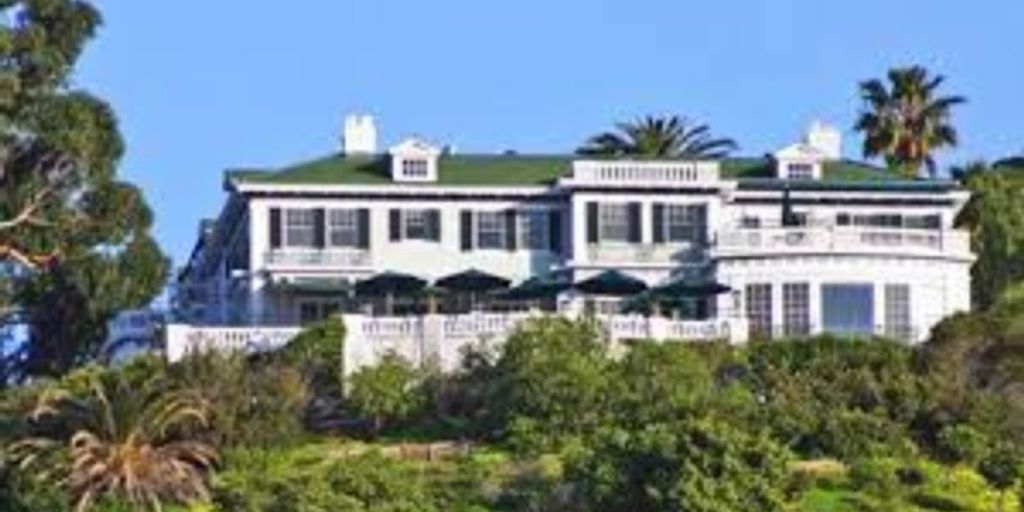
574, 269, 648, 297
650, 277, 731, 298
435, 268, 511, 293
435, 268, 511, 311
502, 273, 573, 301
355, 271, 427, 314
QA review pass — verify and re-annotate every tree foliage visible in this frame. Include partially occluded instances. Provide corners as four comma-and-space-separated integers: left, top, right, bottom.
577, 115, 738, 158
0, 0, 168, 379
347, 352, 423, 435
854, 65, 965, 177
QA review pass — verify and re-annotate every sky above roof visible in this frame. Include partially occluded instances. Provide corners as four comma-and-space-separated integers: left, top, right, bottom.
76, 0, 1024, 265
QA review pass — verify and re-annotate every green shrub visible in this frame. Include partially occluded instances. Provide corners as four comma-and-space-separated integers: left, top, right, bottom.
347, 352, 425, 435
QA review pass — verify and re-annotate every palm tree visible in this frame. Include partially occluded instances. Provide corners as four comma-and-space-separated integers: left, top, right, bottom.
10, 369, 218, 511
854, 65, 966, 178
577, 115, 738, 159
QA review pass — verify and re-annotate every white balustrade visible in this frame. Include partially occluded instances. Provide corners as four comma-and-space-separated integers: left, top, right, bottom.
165, 325, 303, 361
564, 160, 720, 187
714, 227, 971, 258
585, 243, 697, 264
265, 249, 372, 267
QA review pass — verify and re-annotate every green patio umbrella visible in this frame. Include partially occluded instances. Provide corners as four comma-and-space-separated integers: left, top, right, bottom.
574, 269, 648, 297
355, 271, 427, 314
502, 272, 573, 301
435, 269, 511, 311
650, 277, 731, 298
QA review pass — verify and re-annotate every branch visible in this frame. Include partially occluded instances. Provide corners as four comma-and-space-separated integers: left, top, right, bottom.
0, 244, 60, 270
0, 184, 56, 231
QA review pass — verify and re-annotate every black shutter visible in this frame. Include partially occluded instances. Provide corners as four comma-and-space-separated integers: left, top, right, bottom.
548, 211, 562, 253
586, 202, 599, 244
357, 208, 370, 249
313, 208, 326, 248
652, 203, 665, 244
505, 210, 517, 251
269, 208, 282, 248
460, 210, 473, 251
427, 209, 441, 241
389, 209, 402, 241
627, 202, 642, 243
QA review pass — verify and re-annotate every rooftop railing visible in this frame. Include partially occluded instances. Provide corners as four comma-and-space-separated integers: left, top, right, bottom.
564, 160, 721, 187
713, 226, 972, 259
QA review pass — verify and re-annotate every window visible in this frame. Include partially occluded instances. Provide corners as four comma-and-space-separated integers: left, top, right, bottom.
746, 284, 773, 339
285, 209, 316, 247
821, 284, 875, 336
741, 216, 761, 229
600, 204, 630, 242
783, 283, 810, 337
885, 284, 912, 341
401, 159, 428, 177
518, 211, 549, 250
665, 204, 707, 244
404, 209, 430, 240
299, 301, 342, 325
787, 163, 814, 180
328, 209, 359, 247
476, 211, 506, 249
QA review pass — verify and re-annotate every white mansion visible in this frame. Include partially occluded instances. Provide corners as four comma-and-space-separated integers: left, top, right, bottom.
162, 116, 973, 370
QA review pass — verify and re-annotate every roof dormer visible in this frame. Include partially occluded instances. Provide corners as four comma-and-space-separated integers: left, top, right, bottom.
772, 121, 842, 180
389, 138, 441, 183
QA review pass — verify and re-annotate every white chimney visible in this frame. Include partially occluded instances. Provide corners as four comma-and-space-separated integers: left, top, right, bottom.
342, 114, 377, 155
806, 120, 842, 161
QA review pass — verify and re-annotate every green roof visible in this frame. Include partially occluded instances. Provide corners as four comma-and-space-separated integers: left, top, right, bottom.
227, 153, 933, 189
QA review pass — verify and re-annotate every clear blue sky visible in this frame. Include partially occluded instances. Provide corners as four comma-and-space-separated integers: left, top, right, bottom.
76, 0, 1023, 267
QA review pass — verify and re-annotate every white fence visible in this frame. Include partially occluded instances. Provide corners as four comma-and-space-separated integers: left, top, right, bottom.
165, 313, 748, 373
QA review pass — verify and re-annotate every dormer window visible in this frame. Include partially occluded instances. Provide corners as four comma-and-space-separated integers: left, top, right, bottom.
389, 138, 440, 183
787, 163, 814, 180
401, 159, 429, 178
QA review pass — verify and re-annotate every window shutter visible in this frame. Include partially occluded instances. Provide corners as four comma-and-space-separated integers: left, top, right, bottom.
505, 210, 517, 251
313, 208, 326, 248
696, 205, 708, 244
389, 209, 402, 241
628, 202, 642, 243
269, 208, 282, 248
586, 202, 599, 244
357, 208, 370, 249
460, 210, 473, 251
548, 211, 562, 253
652, 203, 665, 244
427, 209, 441, 241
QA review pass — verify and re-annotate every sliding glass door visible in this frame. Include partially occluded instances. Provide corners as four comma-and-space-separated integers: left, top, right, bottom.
821, 284, 875, 336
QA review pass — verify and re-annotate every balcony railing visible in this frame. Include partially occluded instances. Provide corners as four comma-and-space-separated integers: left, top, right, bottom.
584, 243, 705, 265
563, 160, 721, 187
265, 249, 372, 268
713, 227, 972, 259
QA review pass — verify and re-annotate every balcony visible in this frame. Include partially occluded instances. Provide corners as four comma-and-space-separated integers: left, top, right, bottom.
264, 248, 372, 268
713, 227, 973, 260
561, 160, 722, 188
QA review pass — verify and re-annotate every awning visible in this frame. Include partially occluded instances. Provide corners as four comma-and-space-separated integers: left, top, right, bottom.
434, 268, 511, 293
355, 271, 427, 297
574, 269, 648, 297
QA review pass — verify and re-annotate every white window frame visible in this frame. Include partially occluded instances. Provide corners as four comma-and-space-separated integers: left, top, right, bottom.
599, 203, 630, 243
518, 211, 549, 250
476, 211, 506, 250
787, 163, 814, 179
403, 209, 430, 240
665, 204, 706, 244
782, 282, 810, 337
328, 209, 359, 248
885, 284, 912, 341
285, 209, 316, 248
401, 159, 429, 178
